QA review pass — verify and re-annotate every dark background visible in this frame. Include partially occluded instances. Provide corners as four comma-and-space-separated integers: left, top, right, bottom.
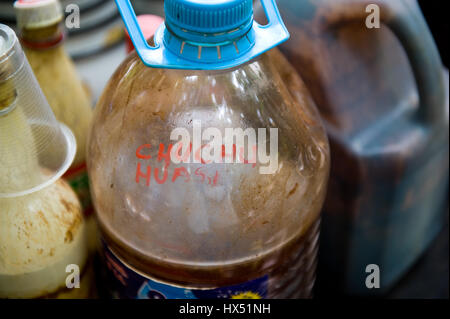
419, 0, 449, 67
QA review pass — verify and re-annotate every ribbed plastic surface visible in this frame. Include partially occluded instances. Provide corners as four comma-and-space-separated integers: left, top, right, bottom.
14, 0, 63, 29
115, 0, 290, 69
164, 0, 253, 34
0, 24, 76, 198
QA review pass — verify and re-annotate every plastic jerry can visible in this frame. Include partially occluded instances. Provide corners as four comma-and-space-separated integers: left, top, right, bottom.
255, 0, 449, 294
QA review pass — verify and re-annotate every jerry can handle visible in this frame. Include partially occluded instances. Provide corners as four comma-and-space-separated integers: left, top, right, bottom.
383, 2, 445, 124
115, 0, 289, 70
326, 0, 445, 124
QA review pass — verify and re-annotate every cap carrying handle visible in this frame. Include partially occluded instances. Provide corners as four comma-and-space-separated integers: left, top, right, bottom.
115, 0, 289, 70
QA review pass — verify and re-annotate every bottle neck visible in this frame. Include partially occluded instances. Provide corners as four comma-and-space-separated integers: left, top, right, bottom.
19, 22, 64, 50
0, 78, 42, 195
0, 78, 17, 114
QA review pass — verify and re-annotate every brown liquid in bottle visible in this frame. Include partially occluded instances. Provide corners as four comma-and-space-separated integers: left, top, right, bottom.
89, 49, 329, 299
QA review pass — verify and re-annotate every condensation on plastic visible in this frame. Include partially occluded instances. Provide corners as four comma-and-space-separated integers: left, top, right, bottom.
88, 48, 330, 298
0, 24, 75, 198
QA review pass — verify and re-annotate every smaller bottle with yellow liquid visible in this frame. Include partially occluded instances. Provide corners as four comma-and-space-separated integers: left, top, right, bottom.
0, 23, 94, 298
14, 0, 96, 251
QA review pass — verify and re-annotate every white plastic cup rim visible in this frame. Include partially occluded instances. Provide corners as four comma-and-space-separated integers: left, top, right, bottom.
0, 122, 76, 198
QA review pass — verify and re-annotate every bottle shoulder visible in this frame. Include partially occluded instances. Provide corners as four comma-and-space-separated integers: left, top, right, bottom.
0, 178, 85, 275
24, 45, 93, 165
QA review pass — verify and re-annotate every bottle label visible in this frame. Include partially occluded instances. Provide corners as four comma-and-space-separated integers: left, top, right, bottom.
103, 243, 268, 299
20, 33, 65, 50
64, 162, 93, 217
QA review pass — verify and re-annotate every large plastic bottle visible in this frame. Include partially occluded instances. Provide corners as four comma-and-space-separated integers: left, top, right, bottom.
0, 24, 92, 298
88, 0, 330, 299
14, 0, 95, 242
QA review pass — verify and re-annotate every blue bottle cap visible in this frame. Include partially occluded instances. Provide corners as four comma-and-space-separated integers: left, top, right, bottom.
115, 0, 289, 70
165, 0, 253, 40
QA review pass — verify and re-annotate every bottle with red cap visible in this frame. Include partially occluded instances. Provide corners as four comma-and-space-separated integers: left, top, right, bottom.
0, 23, 93, 299
14, 0, 96, 251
